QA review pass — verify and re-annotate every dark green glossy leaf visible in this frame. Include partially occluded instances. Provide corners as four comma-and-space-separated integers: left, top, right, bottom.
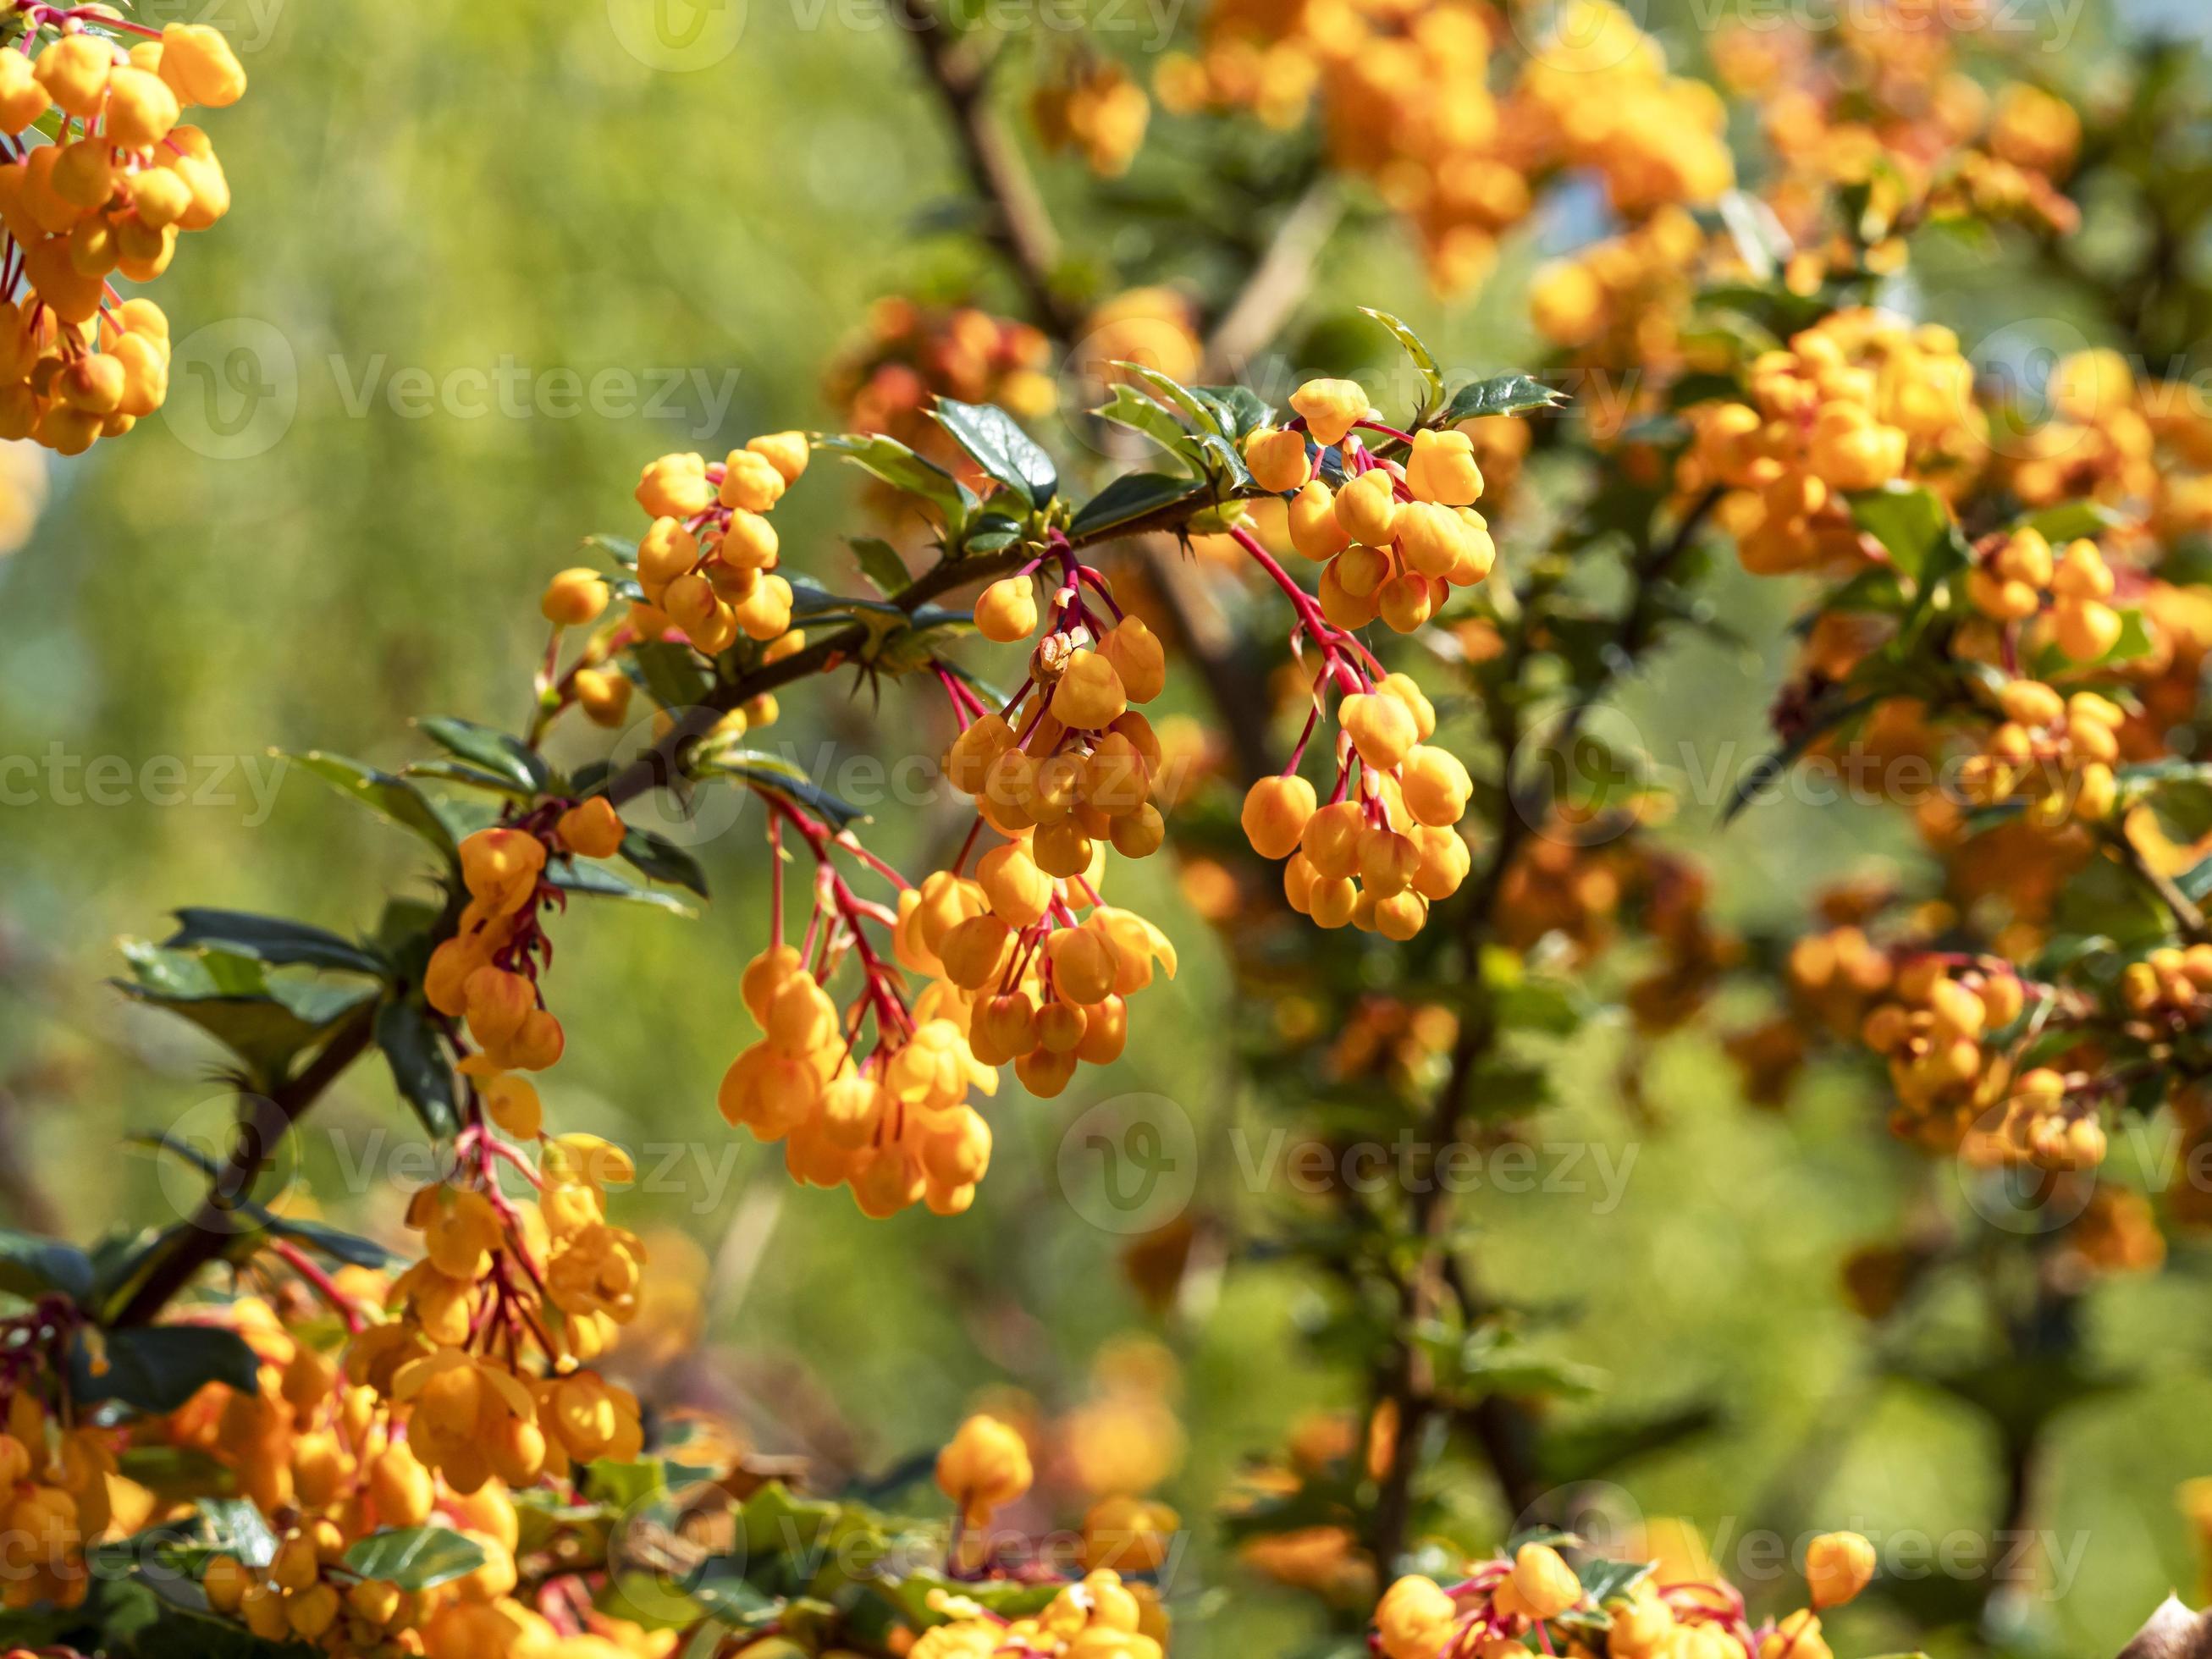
1189, 383, 1272, 441
1846, 484, 1952, 580
164, 910, 386, 978
929, 398, 1056, 508
1360, 307, 1443, 416
818, 433, 974, 534
116, 943, 377, 1086
74, 1325, 261, 1414
848, 537, 911, 598
1442, 373, 1565, 424
374, 999, 459, 1140
2013, 499, 2126, 543
0, 1230, 94, 1303
1094, 384, 1198, 466
626, 640, 715, 712
617, 826, 709, 897
543, 857, 698, 914
289, 751, 457, 861
416, 716, 548, 792
342, 1526, 487, 1590
1070, 471, 1205, 540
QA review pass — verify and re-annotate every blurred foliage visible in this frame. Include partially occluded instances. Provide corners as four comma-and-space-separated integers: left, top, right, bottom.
2, 0, 2212, 1656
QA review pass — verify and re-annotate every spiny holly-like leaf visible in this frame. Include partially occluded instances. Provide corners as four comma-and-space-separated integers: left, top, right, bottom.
416, 716, 548, 793
0, 1230, 94, 1303
817, 432, 974, 536
929, 399, 1056, 508
848, 537, 911, 598
2012, 499, 2126, 543
288, 751, 458, 861
1442, 373, 1566, 424
115, 942, 377, 1087
342, 1526, 487, 1590
1360, 307, 1443, 417
543, 858, 698, 915
1095, 383, 1199, 467
1189, 383, 1272, 441
72, 1325, 261, 1414
1070, 471, 1206, 540
163, 910, 386, 978
626, 640, 715, 712
616, 826, 709, 897
581, 532, 639, 569
374, 999, 459, 1141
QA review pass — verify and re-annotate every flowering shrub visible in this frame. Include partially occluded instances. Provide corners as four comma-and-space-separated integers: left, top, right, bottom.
4, 0, 2212, 1656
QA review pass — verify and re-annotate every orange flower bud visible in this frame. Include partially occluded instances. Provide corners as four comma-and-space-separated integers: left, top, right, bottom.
1242, 774, 1317, 859
1244, 426, 1313, 493
555, 797, 626, 859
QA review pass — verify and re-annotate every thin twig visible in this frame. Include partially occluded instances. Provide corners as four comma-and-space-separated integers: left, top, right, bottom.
896, 0, 1078, 337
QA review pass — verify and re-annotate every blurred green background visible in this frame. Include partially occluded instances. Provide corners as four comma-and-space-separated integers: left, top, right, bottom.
0, 0, 2209, 1655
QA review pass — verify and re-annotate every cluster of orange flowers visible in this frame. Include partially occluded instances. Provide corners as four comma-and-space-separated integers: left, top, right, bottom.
830, 298, 1056, 477
1376, 1532, 1878, 1659
1031, 56, 1150, 178
1158, 0, 1729, 290
1684, 310, 1983, 576
1710, 1, 2082, 256
0, 16, 243, 453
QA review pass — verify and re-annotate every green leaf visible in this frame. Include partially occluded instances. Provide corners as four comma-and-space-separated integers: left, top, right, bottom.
0, 1230, 94, 1302
1414, 1323, 1605, 1403
626, 640, 715, 712
342, 1526, 488, 1590
416, 716, 548, 793
817, 433, 974, 535
1846, 483, 1955, 581
1070, 471, 1205, 540
693, 745, 867, 830
1094, 384, 1200, 468
164, 910, 386, 978
374, 999, 459, 1140
617, 827, 709, 897
848, 537, 912, 598
91, 1496, 280, 1593
2013, 499, 2126, 543
116, 943, 377, 1087
784, 572, 907, 626
74, 1325, 261, 1414
929, 399, 1056, 508
1360, 307, 1443, 418
289, 751, 458, 861
891, 1568, 1062, 1624
1189, 383, 1272, 441
1492, 979, 1584, 1036
581, 532, 639, 569
543, 857, 698, 915
403, 758, 541, 799
1441, 373, 1565, 424
1116, 362, 1219, 435
1557, 1557, 1663, 1628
